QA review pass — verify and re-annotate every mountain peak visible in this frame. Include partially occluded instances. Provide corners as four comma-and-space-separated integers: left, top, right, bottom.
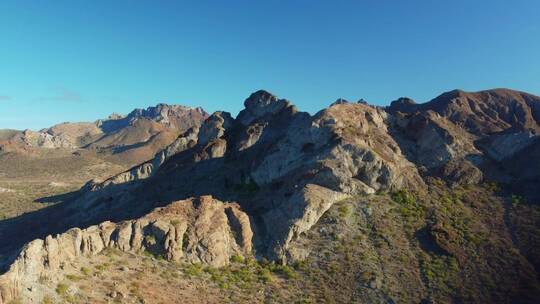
237, 90, 293, 125
388, 97, 417, 113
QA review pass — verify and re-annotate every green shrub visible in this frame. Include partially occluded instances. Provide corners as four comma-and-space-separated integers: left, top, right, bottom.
258, 267, 273, 283
421, 255, 459, 292
95, 262, 110, 272
42, 295, 54, 304
65, 274, 82, 282
230, 254, 245, 264
391, 190, 424, 222
56, 283, 69, 295
183, 263, 203, 277
234, 181, 260, 193
80, 266, 91, 276
271, 264, 298, 280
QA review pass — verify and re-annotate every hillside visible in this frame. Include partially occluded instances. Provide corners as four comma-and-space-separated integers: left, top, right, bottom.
0, 89, 539, 304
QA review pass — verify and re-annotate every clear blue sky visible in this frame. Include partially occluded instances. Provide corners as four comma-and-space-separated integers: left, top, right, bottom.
1, 0, 539, 130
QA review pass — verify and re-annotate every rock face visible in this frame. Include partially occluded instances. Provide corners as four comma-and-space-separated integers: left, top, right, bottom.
0, 196, 252, 304
482, 131, 538, 161
124, 103, 206, 129
20, 129, 77, 149
197, 112, 234, 146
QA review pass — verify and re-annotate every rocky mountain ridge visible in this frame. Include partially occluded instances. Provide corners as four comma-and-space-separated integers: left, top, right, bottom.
0, 88, 539, 303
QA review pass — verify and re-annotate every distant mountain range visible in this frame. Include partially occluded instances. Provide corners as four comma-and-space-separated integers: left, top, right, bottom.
0, 104, 208, 166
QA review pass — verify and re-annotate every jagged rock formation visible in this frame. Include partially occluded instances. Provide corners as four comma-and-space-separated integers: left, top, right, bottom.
0, 88, 539, 303
0, 196, 252, 303
58, 90, 425, 262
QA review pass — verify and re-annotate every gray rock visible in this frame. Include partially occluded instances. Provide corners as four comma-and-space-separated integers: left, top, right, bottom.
0, 196, 253, 303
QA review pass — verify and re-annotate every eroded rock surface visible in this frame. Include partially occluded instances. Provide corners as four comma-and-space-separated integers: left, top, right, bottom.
0, 196, 252, 303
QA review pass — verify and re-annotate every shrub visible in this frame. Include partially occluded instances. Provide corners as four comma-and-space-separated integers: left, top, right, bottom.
391, 190, 424, 221
42, 295, 54, 304
183, 263, 203, 277
484, 181, 500, 193
258, 267, 273, 283
272, 264, 298, 280
337, 204, 350, 218
230, 255, 244, 264
80, 267, 91, 276
95, 263, 110, 272
56, 283, 69, 295
421, 255, 459, 293
66, 274, 82, 282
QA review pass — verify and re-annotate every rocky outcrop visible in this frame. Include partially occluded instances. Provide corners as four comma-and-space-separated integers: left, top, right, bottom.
236, 90, 294, 126
126, 104, 206, 128
0, 196, 252, 304
197, 112, 234, 146
20, 129, 77, 149
85, 111, 236, 191
482, 131, 538, 161
250, 101, 424, 194
391, 110, 480, 172
262, 184, 349, 262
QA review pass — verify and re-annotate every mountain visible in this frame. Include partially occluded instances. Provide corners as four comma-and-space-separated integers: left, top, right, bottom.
0, 103, 208, 166
0, 89, 539, 303
389, 88, 540, 199
0, 103, 208, 226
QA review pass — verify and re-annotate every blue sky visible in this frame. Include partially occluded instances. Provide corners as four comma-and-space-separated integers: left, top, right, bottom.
1, 0, 539, 130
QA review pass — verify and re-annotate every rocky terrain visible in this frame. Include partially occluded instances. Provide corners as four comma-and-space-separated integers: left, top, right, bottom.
0, 89, 539, 303
0, 104, 208, 221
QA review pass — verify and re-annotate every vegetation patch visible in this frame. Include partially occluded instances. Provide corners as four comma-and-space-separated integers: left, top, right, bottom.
391, 190, 424, 230
421, 254, 459, 296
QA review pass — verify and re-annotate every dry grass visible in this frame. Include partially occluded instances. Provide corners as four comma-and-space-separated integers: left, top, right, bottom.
0, 149, 126, 220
